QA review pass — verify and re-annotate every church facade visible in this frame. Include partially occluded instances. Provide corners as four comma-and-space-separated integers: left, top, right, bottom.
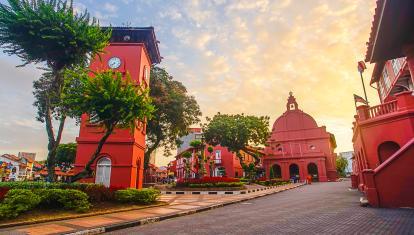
263, 93, 337, 182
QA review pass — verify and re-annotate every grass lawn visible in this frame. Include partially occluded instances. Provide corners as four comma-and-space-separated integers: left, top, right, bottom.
0, 201, 167, 228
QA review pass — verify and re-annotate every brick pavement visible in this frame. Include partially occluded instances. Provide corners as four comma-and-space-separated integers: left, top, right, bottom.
107, 180, 414, 235
0, 183, 302, 235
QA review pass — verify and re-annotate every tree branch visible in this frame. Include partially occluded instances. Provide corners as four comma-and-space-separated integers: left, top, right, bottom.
71, 123, 115, 182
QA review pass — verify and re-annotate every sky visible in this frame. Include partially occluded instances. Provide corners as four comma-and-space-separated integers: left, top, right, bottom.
0, 0, 377, 166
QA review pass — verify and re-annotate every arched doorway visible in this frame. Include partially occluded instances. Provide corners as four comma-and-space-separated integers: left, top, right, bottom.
307, 163, 319, 182
289, 163, 300, 179
271, 164, 282, 178
378, 141, 400, 164
96, 157, 111, 187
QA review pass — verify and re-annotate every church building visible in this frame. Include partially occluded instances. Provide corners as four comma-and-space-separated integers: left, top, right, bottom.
263, 93, 337, 182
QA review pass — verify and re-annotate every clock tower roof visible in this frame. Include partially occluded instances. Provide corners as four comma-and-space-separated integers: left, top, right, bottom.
103, 27, 162, 64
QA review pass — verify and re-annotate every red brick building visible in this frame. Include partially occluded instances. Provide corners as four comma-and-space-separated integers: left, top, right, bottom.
351, 0, 414, 208
74, 27, 161, 189
174, 128, 257, 180
263, 93, 337, 182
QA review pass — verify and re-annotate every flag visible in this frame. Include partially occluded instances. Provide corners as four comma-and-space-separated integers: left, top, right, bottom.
357, 61, 366, 73
354, 94, 368, 105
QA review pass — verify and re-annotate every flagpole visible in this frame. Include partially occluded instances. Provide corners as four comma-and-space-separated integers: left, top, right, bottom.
359, 69, 369, 104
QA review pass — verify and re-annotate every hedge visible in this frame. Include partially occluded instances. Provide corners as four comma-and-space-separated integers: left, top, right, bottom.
0, 182, 119, 202
115, 188, 160, 204
34, 189, 90, 212
188, 182, 244, 188
0, 189, 41, 219
0, 188, 90, 219
256, 180, 290, 186
181, 177, 240, 184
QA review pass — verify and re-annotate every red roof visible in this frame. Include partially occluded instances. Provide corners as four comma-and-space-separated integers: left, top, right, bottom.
39, 167, 75, 176
1, 154, 21, 162
365, 0, 385, 62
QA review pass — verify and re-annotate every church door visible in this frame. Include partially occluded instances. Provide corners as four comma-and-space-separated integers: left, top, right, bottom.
289, 163, 300, 179
95, 157, 111, 187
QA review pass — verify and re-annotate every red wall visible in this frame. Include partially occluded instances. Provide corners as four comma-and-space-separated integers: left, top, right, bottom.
74, 43, 150, 189
352, 91, 414, 192
175, 145, 255, 179
363, 138, 414, 207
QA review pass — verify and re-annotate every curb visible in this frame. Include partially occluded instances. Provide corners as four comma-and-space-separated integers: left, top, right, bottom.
0, 202, 168, 230
66, 184, 304, 235
161, 184, 292, 195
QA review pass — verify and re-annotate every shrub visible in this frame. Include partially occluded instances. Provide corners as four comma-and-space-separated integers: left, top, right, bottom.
239, 178, 249, 183
188, 183, 214, 188
57, 190, 90, 212
0, 189, 41, 219
115, 188, 160, 204
0, 182, 113, 203
83, 184, 114, 202
34, 189, 90, 213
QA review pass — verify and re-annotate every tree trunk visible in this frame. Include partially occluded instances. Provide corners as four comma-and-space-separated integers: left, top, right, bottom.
71, 124, 114, 182
44, 69, 66, 182
144, 138, 161, 169
44, 100, 56, 182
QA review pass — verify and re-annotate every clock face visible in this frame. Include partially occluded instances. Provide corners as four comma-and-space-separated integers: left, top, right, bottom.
108, 57, 121, 69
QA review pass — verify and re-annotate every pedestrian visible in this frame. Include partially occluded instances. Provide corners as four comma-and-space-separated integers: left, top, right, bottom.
307, 175, 312, 185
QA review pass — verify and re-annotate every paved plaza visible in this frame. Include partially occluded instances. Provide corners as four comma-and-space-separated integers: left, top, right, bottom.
0, 184, 302, 234
108, 180, 414, 235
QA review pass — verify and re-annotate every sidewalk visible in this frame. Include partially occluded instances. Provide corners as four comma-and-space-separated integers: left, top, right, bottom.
0, 183, 304, 235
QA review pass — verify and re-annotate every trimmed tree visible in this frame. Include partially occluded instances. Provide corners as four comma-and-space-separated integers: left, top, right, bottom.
190, 140, 205, 178
63, 70, 154, 182
0, 0, 110, 181
182, 151, 192, 180
145, 67, 201, 168
269, 166, 275, 179
207, 146, 214, 177
336, 156, 348, 177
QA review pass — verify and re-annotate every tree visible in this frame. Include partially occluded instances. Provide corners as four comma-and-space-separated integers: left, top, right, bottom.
182, 151, 192, 180
145, 67, 201, 168
56, 143, 77, 171
63, 70, 154, 182
269, 166, 275, 179
336, 156, 349, 177
203, 113, 270, 170
0, 0, 110, 181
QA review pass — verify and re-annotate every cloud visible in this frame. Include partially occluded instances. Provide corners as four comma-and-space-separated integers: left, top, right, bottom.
103, 3, 118, 14
0, 0, 378, 166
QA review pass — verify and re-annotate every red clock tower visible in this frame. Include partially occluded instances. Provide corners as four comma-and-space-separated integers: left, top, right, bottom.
74, 27, 161, 189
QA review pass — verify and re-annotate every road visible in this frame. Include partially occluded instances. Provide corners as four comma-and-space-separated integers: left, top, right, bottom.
107, 180, 414, 235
